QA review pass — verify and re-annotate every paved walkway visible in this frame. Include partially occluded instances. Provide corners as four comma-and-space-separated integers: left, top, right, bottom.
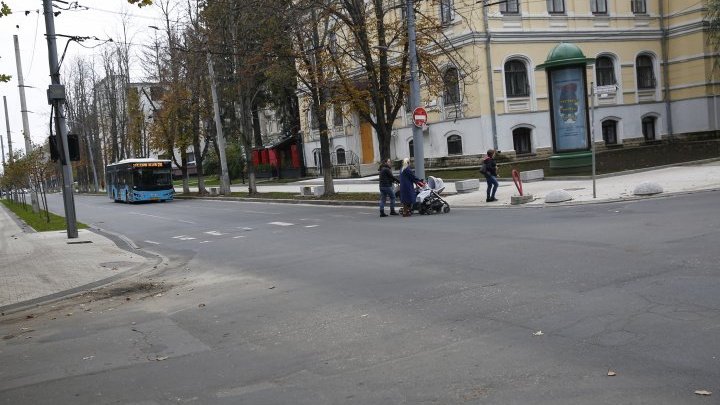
1, 160, 719, 313
0, 207, 153, 313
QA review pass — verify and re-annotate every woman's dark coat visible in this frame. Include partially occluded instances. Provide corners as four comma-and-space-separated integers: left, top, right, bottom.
400, 167, 421, 205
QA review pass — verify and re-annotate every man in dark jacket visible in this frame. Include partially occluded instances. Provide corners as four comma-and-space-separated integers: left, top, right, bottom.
378, 159, 399, 217
482, 149, 499, 202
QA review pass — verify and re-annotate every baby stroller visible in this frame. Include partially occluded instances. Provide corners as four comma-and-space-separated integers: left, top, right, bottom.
414, 176, 451, 214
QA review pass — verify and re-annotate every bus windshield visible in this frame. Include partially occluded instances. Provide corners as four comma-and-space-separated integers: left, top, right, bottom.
133, 168, 172, 190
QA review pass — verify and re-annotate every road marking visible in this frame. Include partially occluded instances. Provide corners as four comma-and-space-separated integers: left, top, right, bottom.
304, 225, 319, 228
144, 240, 161, 245
269, 222, 294, 227
199, 241, 212, 244
131, 212, 196, 224
172, 235, 197, 241
239, 227, 254, 231
233, 235, 246, 239
204, 231, 225, 236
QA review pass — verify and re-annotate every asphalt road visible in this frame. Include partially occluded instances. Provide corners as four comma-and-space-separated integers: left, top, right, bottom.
1, 192, 719, 404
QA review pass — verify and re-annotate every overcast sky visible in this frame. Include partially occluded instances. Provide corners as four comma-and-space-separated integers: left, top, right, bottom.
0, 0, 169, 170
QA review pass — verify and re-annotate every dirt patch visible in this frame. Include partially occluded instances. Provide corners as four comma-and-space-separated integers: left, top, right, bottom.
80, 281, 171, 302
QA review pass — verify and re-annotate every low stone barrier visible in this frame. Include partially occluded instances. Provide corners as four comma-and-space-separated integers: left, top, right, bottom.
454, 179, 480, 193
520, 169, 544, 182
300, 185, 325, 197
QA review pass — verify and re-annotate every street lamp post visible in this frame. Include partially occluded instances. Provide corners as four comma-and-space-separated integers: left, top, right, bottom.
406, 0, 425, 179
43, 0, 78, 238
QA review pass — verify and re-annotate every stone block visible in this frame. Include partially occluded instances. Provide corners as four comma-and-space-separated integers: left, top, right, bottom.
520, 169, 544, 182
209, 187, 219, 196
454, 179, 480, 193
511, 194, 534, 205
300, 185, 325, 197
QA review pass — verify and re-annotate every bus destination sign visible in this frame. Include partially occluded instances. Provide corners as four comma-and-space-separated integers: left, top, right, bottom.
132, 162, 165, 168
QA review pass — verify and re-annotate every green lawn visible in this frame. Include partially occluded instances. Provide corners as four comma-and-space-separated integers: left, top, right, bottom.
1, 199, 88, 232
176, 191, 379, 202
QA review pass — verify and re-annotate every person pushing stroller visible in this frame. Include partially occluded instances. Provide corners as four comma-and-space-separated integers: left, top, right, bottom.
399, 158, 423, 216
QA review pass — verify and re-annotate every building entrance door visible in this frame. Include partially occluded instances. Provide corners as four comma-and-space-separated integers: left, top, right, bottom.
360, 122, 374, 164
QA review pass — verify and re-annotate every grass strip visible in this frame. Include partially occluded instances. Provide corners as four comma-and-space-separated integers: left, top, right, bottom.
177, 191, 380, 202
1, 199, 88, 232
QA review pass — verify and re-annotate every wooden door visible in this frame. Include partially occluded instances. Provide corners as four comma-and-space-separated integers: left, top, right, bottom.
360, 123, 374, 164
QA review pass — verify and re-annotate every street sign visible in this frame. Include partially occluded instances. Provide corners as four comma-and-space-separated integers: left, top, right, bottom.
594, 84, 618, 95
412, 107, 428, 128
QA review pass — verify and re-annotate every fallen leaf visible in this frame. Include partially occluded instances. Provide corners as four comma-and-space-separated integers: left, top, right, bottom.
155, 293, 163, 297
533, 331, 543, 336
83, 356, 94, 360
360, 314, 368, 318
155, 356, 168, 361
198, 303, 206, 308
268, 286, 276, 290
694, 390, 712, 396
25, 314, 34, 319
607, 370, 617, 376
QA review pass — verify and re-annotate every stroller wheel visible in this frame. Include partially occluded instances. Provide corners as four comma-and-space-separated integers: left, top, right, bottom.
443, 205, 450, 213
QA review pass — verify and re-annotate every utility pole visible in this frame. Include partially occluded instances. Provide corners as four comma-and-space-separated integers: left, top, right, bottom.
0, 120, 5, 167
3, 96, 12, 163
14, 35, 41, 213
207, 53, 230, 195
43, 0, 78, 239
406, 0, 425, 179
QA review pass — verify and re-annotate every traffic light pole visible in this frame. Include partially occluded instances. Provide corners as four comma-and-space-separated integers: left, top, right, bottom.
43, 0, 78, 238
406, 0, 425, 179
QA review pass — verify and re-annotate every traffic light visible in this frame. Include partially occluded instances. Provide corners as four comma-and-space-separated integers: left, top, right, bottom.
49, 134, 80, 162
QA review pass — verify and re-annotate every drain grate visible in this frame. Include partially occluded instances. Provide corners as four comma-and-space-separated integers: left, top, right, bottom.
67, 240, 93, 245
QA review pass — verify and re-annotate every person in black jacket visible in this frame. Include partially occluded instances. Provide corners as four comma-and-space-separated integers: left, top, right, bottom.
378, 159, 399, 217
482, 149, 499, 202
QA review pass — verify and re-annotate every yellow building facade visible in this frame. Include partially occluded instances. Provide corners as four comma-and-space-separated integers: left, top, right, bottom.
301, 0, 719, 171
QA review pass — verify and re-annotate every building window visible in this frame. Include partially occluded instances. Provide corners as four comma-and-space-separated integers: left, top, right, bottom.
443, 67, 461, 105
500, 0, 519, 14
408, 140, 414, 158
440, 0, 453, 25
642, 116, 656, 141
310, 109, 319, 130
636, 54, 656, 89
333, 104, 343, 127
447, 135, 463, 155
591, 0, 607, 14
602, 120, 618, 144
504, 60, 529, 97
547, 0, 565, 14
595, 56, 616, 86
336, 148, 346, 165
513, 128, 532, 155
631, 0, 646, 14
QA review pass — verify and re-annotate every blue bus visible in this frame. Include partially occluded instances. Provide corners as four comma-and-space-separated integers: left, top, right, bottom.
106, 159, 174, 203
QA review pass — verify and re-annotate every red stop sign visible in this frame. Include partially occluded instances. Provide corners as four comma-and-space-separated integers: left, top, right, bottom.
412, 107, 427, 128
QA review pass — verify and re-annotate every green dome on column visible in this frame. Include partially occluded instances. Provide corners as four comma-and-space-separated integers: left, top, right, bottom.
536, 42, 595, 70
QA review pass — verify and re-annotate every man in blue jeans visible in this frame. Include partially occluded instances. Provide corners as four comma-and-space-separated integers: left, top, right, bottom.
482, 149, 499, 202
378, 159, 399, 217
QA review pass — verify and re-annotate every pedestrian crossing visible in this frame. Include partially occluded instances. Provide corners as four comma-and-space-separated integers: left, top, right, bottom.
144, 220, 321, 247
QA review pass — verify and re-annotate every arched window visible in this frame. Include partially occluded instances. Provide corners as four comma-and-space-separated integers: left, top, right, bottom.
443, 67, 461, 105
447, 135, 463, 155
596, 56, 616, 86
513, 128, 532, 155
408, 140, 414, 158
504, 60, 529, 97
636, 55, 656, 89
602, 120, 618, 145
642, 116, 656, 141
336, 148, 346, 165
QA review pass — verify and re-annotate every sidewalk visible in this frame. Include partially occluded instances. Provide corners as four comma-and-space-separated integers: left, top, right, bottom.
197, 160, 720, 207
2, 161, 718, 313
0, 207, 156, 314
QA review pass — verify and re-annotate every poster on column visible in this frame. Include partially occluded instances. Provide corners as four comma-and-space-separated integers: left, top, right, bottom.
550, 67, 589, 152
